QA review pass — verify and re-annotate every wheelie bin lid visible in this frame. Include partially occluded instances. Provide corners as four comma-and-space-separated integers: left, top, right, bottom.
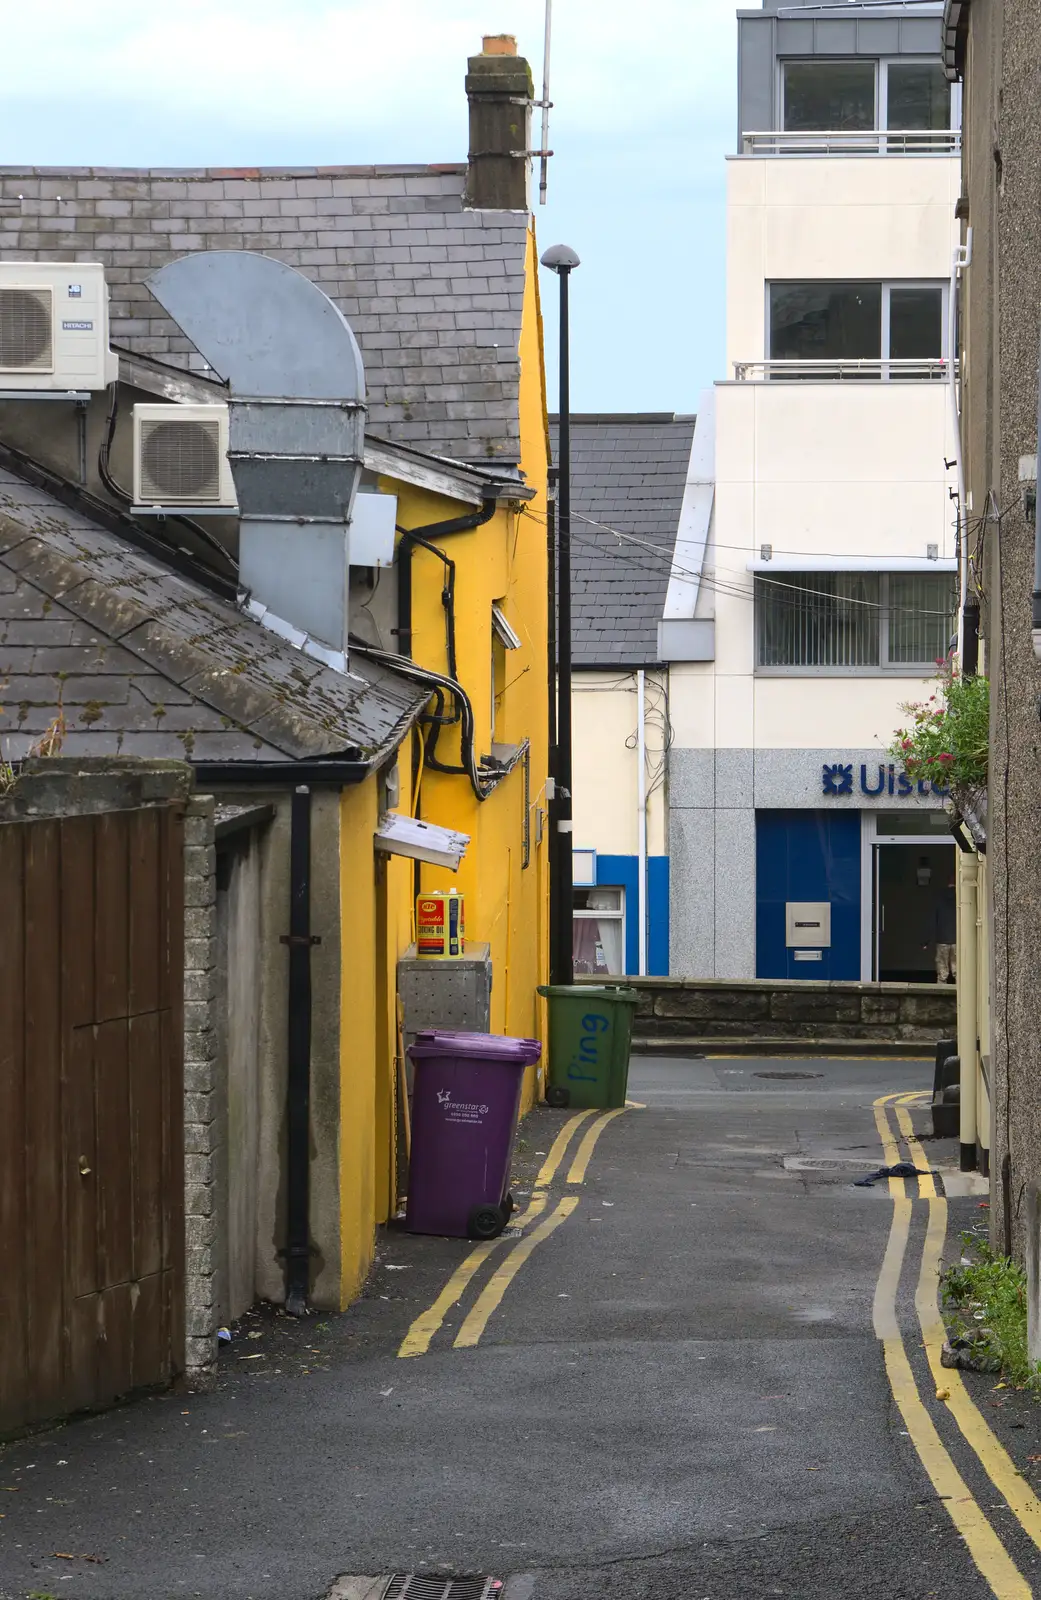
408, 1028, 543, 1065
537, 984, 639, 1004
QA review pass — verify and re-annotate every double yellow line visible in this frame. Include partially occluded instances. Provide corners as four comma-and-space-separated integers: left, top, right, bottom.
398, 1104, 631, 1358
874, 1091, 1041, 1597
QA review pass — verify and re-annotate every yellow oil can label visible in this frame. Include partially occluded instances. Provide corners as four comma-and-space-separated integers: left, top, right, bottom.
416, 892, 465, 958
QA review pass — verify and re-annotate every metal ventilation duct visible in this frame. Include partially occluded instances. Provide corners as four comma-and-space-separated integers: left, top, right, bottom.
145, 251, 366, 659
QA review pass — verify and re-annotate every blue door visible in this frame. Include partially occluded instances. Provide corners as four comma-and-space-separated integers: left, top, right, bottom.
756, 810, 861, 980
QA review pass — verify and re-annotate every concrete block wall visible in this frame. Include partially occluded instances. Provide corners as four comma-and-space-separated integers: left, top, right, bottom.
181, 793, 221, 1385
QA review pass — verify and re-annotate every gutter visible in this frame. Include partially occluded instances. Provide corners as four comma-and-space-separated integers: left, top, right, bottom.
193, 760, 371, 787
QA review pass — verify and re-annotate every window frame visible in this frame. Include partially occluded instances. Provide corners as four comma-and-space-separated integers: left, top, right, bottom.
572, 885, 627, 977
777, 56, 958, 138
765, 279, 949, 375
754, 571, 956, 677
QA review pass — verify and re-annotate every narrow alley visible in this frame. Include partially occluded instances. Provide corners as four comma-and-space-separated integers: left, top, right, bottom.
1, 1056, 1031, 1600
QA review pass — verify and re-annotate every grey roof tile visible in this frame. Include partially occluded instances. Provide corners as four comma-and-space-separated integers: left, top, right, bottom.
0, 465, 428, 766
0, 163, 527, 465
549, 414, 697, 668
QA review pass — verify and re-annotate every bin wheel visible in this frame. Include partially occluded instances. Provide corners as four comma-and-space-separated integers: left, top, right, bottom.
546, 1084, 570, 1108
467, 1203, 507, 1240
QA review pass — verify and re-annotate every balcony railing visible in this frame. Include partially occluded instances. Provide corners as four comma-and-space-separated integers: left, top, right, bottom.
733, 358, 956, 382
741, 128, 961, 156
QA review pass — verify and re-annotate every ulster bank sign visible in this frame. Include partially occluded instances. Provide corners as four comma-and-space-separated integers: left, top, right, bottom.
821, 761, 948, 799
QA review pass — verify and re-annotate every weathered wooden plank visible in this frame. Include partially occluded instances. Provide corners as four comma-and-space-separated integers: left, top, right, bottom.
66, 1295, 99, 1418
131, 1271, 164, 1390
0, 823, 28, 1433
94, 810, 129, 1025
129, 1011, 163, 1281
23, 819, 65, 1423
159, 807, 186, 1374
59, 815, 95, 1029
64, 1025, 98, 1301
61, 816, 98, 1413
95, 1282, 133, 1408
95, 1018, 133, 1291
128, 808, 161, 1018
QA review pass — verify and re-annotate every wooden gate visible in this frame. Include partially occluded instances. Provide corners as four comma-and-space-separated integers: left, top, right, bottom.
0, 805, 185, 1436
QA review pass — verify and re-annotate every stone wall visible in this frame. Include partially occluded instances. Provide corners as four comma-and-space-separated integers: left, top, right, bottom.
616, 977, 956, 1048
181, 794, 221, 1386
959, 0, 1041, 1260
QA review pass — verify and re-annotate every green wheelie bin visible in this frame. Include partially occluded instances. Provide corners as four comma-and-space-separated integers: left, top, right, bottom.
537, 984, 639, 1109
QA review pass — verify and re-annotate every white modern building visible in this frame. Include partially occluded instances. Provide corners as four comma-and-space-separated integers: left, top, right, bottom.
659, 0, 962, 982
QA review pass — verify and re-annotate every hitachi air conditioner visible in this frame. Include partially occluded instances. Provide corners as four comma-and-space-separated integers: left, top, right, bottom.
132, 403, 237, 509
0, 261, 118, 391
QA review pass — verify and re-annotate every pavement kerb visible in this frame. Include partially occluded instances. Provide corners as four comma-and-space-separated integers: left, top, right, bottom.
632, 1037, 936, 1058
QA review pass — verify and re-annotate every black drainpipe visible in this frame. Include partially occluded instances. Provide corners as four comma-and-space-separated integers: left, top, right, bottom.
284, 784, 315, 1316
396, 494, 499, 907
395, 497, 498, 658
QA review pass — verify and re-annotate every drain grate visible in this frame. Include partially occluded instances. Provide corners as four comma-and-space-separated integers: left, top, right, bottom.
385, 1579, 503, 1600
329, 1576, 505, 1600
754, 1070, 823, 1080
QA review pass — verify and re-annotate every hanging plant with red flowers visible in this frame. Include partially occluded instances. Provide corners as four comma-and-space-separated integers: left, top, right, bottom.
888, 664, 989, 814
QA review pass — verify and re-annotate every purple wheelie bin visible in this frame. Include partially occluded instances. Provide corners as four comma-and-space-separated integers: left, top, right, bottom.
406, 1029, 542, 1240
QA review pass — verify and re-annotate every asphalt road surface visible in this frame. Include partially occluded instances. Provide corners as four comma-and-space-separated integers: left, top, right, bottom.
1, 1056, 1035, 1600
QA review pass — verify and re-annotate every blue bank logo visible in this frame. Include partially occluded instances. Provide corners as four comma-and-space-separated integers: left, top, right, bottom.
822, 762, 947, 799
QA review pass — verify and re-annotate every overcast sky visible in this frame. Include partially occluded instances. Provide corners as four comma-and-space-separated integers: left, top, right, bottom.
1, 1, 737, 413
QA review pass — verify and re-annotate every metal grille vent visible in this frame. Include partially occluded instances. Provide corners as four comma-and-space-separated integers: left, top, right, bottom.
139, 417, 222, 503
0, 287, 53, 371
384, 1579, 502, 1599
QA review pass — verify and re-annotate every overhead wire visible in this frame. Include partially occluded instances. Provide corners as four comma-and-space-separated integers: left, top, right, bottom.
565, 522, 958, 620
522, 503, 960, 619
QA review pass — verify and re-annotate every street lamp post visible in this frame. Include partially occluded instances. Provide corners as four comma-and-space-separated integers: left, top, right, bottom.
541, 243, 580, 987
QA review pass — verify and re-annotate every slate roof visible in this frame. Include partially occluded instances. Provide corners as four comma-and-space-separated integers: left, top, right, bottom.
550, 414, 697, 668
0, 164, 529, 466
0, 464, 428, 766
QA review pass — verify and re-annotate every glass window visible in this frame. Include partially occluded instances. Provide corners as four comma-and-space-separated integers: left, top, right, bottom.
889, 286, 943, 361
782, 61, 875, 132
756, 572, 955, 671
876, 811, 954, 836
767, 281, 945, 375
887, 573, 956, 664
886, 63, 951, 131
573, 887, 625, 976
769, 282, 882, 363
757, 573, 881, 669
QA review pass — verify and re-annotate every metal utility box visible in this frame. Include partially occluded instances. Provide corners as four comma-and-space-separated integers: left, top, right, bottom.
785, 901, 831, 948
396, 942, 492, 1061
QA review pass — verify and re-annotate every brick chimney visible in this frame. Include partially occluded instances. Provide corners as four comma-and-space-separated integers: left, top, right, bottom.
465, 35, 533, 211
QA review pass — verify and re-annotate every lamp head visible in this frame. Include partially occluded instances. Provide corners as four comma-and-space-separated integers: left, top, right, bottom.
540, 243, 581, 273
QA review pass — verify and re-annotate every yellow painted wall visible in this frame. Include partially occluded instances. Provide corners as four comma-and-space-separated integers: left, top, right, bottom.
338, 776, 380, 1306
334, 224, 551, 1303
387, 221, 551, 1116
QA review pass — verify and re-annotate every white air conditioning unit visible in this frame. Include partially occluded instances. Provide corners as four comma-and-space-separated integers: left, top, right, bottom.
0, 261, 118, 391
132, 403, 237, 509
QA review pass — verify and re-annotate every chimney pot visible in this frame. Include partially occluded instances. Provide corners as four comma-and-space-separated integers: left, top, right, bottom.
482, 34, 517, 55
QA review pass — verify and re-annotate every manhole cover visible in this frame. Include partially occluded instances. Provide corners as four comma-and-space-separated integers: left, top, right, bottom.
754, 1071, 823, 1080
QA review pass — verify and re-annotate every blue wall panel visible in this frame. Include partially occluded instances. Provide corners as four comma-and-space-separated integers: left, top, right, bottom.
593, 854, 669, 976
755, 811, 861, 980
647, 856, 670, 976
